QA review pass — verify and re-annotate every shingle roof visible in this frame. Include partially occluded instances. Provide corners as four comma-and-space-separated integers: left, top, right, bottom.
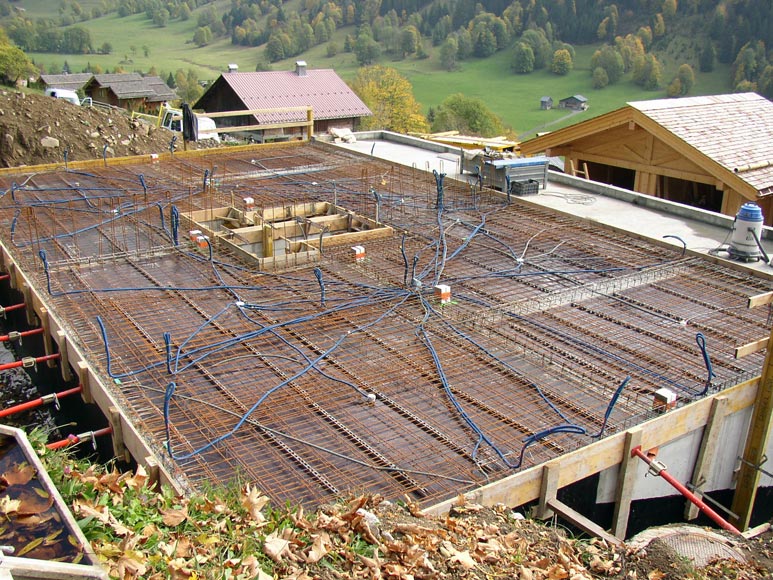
204, 69, 371, 122
144, 77, 176, 102
39, 73, 93, 92
88, 73, 176, 102
630, 93, 773, 196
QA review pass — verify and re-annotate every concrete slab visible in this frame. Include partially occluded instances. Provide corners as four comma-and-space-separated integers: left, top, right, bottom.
332, 135, 773, 278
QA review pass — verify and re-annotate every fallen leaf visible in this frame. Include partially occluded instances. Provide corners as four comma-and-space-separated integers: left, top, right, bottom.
647, 571, 666, 580
304, 532, 331, 564
161, 507, 188, 527
2, 464, 36, 486
241, 485, 268, 524
0, 496, 20, 514
264, 530, 292, 562
449, 550, 477, 570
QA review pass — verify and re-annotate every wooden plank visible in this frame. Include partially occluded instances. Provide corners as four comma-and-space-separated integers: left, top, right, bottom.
55, 330, 73, 382
612, 428, 642, 539
736, 337, 768, 359
685, 397, 728, 520
424, 379, 757, 516
732, 329, 773, 530
536, 460, 560, 519
109, 406, 130, 463
216, 121, 313, 133
547, 498, 623, 546
203, 106, 312, 118
748, 291, 773, 309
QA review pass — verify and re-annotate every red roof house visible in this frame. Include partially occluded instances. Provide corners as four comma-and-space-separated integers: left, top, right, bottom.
193, 62, 371, 141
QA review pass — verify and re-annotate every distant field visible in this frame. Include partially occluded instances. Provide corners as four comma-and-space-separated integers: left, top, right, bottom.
17, 2, 734, 137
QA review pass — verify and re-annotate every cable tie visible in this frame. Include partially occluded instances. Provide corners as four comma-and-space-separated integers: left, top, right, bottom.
21, 356, 36, 369
0, 306, 6, 318
6, 331, 20, 342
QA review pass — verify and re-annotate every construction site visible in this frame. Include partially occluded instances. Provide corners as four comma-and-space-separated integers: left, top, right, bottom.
0, 136, 771, 540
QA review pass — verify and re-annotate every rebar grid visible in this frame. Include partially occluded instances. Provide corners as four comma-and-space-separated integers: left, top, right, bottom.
0, 144, 770, 507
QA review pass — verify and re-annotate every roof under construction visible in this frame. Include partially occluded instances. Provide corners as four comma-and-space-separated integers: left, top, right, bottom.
0, 141, 770, 508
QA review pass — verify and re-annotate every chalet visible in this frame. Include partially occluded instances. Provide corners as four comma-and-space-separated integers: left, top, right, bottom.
519, 93, 773, 224
540, 96, 553, 110
558, 95, 588, 111
38, 73, 93, 94
82, 73, 176, 112
193, 61, 372, 142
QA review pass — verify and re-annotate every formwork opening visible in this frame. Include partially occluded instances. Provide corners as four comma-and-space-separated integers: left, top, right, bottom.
182, 201, 392, 271
0, 142, 770, 509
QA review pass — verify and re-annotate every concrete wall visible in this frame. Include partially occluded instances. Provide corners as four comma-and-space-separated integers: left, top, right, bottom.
595, 403, 772, 504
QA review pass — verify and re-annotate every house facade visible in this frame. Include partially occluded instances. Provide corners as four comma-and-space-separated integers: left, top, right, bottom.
82, 74, 176, 112
193, 62, 372, 142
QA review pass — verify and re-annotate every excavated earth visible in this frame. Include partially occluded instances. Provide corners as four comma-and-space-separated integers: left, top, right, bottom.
0, 90, 211, 168
0, 88, 772, 579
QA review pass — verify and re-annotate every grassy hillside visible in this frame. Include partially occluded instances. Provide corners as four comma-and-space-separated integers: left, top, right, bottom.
15, 1, 734, 137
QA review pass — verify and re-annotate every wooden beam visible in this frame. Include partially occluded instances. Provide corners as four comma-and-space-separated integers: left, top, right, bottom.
203, 106, 312, 119
77, 361, 93, 404
424, 380, 757, 516
747, 291, 773, 309
732, 326, 773, 530
55, 330, 73, 382
21, 283, 35, 326
39, 307, 55, 365
109, 406, 130, 463
547, 499, 623, 546
536, 460, 560, 519
612, 428, 642, 539
736, 337, 768, 359
685, 397, 728, 520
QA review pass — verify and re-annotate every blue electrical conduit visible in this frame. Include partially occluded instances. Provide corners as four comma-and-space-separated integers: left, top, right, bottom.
504, 309, 706, 397
695, 332, 716, 397
98, 289, 404, 380
416, 316, 587, 470
152, 381, 476, 484
163, 292, 412, 459
164, 332, 350, 460
592, 376, 630, 438
662, 234, 687, 257
314, 267, 326, 307
434, 316, 575, 425
401, 233, 409, 287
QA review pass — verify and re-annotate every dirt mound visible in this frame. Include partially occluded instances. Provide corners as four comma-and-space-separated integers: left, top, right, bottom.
0, 90, 210, 168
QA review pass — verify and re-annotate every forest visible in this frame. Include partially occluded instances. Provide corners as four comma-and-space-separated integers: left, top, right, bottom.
0, 0, 772, 99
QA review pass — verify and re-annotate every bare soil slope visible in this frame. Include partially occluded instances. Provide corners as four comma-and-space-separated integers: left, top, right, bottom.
0, 90, 209, 168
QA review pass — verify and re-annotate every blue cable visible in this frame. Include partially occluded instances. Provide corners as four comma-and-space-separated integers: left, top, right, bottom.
314, 267, 326, 307
695, 332, 716, 396
592, 376, 630, 438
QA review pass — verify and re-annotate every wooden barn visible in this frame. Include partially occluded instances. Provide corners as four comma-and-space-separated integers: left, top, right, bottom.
558, 95, 588, 110
519, 93, 773, 224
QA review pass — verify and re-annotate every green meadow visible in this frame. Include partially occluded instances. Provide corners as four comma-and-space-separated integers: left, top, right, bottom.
17, 1, 734, 137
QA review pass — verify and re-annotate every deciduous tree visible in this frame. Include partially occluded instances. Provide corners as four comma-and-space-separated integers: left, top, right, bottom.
430, 93, 507, 137
592, 66, 609, 88
512, 41, 534, 73
350, 65, 428, 134
551, 48, 573, 75
677, 63, 695, 94
591, 45, 624, 83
